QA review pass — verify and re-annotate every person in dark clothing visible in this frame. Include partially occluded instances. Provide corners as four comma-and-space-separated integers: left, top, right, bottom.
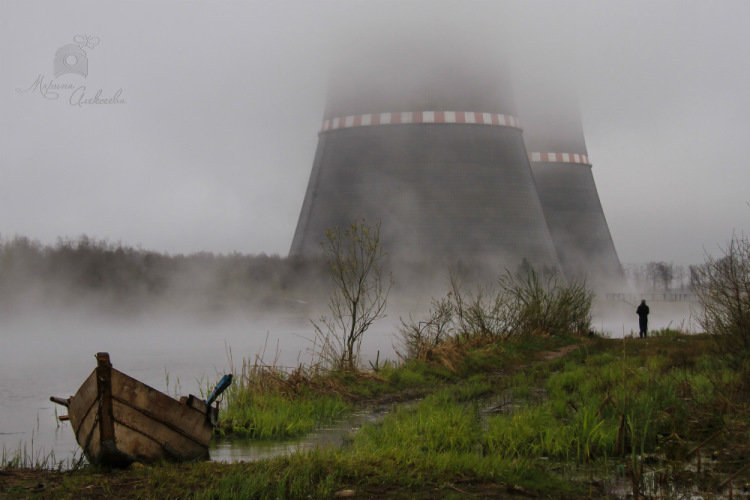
636, 300, 649, 338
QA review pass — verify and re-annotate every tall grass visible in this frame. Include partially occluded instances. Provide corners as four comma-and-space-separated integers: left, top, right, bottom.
212, 308, 746, 496
1, 439, 84, 471
353, 390, 481, 455
219, 320, 579, 442
219, 392, 350, 440
483, 334, 737, 471
216, 356, 351, 439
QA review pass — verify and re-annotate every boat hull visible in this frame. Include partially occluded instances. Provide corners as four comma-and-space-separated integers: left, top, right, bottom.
64, 353, 215, 466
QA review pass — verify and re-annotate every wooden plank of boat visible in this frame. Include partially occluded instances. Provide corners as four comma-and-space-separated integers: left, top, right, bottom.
52, 352, 219, 467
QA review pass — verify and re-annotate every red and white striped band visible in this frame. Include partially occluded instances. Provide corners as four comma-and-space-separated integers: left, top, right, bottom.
528, 152, 591, 166
320, 111, 522, 132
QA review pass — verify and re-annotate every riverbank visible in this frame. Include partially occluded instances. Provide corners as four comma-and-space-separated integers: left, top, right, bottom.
3, 331, 749, 498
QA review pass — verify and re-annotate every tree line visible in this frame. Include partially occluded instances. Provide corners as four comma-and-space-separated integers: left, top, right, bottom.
0, 235, 327, 314
622, 261, 699, 292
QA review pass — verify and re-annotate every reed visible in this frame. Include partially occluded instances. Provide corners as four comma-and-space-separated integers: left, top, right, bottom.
1, 438, 84, 471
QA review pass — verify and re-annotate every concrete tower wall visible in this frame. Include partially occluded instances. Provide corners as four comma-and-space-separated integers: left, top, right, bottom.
518, 87, 623, 287
290, 44, 561, 272
291, 121, 560, 270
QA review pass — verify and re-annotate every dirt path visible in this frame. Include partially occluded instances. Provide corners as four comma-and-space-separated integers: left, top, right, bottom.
538, 343, 580, 361
365, 341, 583, 408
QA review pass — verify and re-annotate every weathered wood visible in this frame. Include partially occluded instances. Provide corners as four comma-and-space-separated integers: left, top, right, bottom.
111, 370, 212, 446
187, 394, 208, 413
56, 352, 218, 467
66, 370, 100, 463
67, 371, 97, 436
96, 353, 116, 446
112, 421, 165, 462
113, 400, 208, 460
78, 410, 101, 462
50, 396, 70, 407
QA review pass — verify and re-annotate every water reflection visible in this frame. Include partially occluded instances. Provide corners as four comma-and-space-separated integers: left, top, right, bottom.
210, 409, 376, 463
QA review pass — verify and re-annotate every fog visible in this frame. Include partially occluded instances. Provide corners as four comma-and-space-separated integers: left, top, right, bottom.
2, 1, 749, 265
0, 305, 397, 461
0, 234, 693, 462
0, 0, 740, 462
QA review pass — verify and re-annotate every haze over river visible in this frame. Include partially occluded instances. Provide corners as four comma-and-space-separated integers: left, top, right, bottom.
0, 310, 318, 463
1, 299, 696, 465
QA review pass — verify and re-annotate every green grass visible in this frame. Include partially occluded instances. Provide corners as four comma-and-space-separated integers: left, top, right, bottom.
217, 390, 351, 440
7, 333, 749, 499
217, 333, 581, 443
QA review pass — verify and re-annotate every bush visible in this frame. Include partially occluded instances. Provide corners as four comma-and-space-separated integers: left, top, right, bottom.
692, 235, 750, 369
501, 268, 593, 337
397, 268, 593, 360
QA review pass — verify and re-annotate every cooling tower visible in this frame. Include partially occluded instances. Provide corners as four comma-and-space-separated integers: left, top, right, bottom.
517, 86, 623, 288
289, 42, 561, 273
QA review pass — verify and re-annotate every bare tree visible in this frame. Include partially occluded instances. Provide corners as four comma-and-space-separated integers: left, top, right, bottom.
692, 235, 750, 368
689, 264, 700, 290
645, 262, 659, 290
646, 261, 673, 290
674, 264, 686, 290
658, 262, 674, 291
312, 221, 392, 371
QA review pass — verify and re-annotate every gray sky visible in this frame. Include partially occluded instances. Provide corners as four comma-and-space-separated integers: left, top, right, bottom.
1, 0, 748, 265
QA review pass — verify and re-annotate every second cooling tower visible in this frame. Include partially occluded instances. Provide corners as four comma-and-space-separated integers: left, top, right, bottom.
517, 84, 623, 288
290, 45, 561, 272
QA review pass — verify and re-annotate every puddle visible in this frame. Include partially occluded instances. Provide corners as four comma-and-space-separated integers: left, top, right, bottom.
210, 406, 389, 463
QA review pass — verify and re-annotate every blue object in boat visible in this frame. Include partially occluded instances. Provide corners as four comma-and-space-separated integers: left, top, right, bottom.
206, 374, 233, 406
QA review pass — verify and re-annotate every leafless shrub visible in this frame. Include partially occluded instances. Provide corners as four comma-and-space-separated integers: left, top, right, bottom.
449, 274, 519, 339
397, 267, 593, 360
396, 295, 454, 360
503, 268, 593, 337
692, 235, 750, 369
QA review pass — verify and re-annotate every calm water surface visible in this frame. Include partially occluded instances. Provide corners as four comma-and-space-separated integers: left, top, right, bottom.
0, 308, 396, 466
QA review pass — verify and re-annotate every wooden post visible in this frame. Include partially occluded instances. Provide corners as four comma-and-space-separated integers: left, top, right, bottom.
96, 352, 116, 453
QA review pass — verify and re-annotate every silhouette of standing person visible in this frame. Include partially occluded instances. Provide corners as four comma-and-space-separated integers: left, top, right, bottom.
636, 300, 649, 338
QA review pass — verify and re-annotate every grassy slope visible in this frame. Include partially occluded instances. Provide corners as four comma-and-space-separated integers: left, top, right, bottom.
2, 333, 749, 499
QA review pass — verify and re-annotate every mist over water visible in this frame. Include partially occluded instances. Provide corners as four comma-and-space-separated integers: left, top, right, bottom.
0, 293, 406, 463
0, 256, 700, 467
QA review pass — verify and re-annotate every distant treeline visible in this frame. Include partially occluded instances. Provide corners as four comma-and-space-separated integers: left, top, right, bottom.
0, 236, 328, 314
622, 261, 699, 292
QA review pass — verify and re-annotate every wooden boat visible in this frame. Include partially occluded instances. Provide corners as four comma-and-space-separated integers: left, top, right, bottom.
51, 352, 221, 467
